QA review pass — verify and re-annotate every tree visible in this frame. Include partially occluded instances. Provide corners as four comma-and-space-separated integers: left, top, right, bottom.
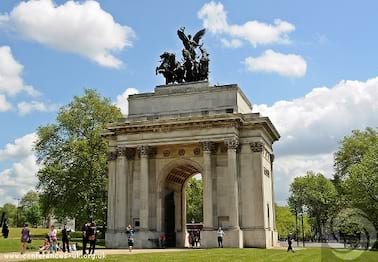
35, 89, 122, 226
25, 203, 42, 228
334, 128, 378, 183
1, 203, 16, 227
18, 191, 42, 227
20, 191, 39, 209
333, 127, 378, 249
289, 172, 338, 242
185, 176, 203, 223
275, 205, 311, 240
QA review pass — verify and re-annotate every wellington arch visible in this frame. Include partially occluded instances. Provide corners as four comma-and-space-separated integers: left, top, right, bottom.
103, 81, 280, 248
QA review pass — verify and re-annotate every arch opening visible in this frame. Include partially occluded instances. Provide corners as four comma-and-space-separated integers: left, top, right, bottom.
162, 163, 203, 247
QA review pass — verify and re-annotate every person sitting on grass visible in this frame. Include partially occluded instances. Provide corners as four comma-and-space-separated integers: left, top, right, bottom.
39, 235, 51, 254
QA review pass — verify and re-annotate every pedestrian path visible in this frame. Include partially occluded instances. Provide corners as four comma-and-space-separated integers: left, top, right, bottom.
0, 248, 200, 261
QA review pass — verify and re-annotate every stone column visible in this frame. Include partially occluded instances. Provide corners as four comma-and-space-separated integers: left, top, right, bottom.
249, 141, 265, 228
138, 145, 151, 230
201, 141, 216, 229
225, 137, 240, 228
125, 148, 136, 226
115, 147, 127, 231
270, 153, 276, 230
107, 151, 117, 232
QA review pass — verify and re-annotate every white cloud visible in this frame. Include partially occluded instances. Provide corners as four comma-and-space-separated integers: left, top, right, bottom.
17, 101, 58, 116
221, 38, 243, 48
245, 49, 307, 78
254, 77, 378, 203
198, 2, 295, 47
1, 0, 135, 68
274, 153, 334, 205
0, 94, 12, 111
115, 88, 139, 115
0, 45, 39, 96
0, 133, 38, 205
0, 133, 37, 161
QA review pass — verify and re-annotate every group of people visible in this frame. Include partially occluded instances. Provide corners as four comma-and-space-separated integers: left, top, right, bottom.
20, 223, 77, 255
39, 224, 77, 254
188, 230, 200, 248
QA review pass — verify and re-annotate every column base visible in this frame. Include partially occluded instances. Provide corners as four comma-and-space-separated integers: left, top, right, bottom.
201, 228, 243, 248
242, 228, 278, 248
106, 230, 161, 249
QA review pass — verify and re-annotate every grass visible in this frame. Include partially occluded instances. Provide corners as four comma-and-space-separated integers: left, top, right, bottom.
6, 227, 49, 239
10, 248, 375, 262
0, 227, 104, 253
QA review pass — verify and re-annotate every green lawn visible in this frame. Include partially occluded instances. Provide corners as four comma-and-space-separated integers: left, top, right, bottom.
16, 248, 377, 262
0, 227, 105, 253
6, 227, 49, 239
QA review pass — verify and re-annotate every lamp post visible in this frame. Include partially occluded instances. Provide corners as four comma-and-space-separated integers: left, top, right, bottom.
14, 198, 20, 228
300, 206, 305, 247
295, 205, 299, 247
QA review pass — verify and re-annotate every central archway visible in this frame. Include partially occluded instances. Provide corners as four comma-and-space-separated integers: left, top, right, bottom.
158, 159, 203, 247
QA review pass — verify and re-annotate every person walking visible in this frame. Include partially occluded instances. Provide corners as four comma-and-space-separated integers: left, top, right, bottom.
126, 225, 135, 252
217, 227, 224, 248
81, 222, 89, 255
88, 222, 97, 254
62, 224, 71, 253
20, 224, 31, 254
48, 225, 58, 253
287, 233, 295, 253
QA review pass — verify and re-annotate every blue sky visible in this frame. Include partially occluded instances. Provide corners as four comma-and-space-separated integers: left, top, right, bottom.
1, 0, 378, 206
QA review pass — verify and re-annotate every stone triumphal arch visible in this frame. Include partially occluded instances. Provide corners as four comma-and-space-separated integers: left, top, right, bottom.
104, 81, 280, 248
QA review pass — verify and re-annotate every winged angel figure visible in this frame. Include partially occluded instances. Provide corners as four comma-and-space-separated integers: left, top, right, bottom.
177, 27, 206, 60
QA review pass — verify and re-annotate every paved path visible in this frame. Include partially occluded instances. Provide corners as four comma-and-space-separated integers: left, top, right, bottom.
0, 248, 200, 261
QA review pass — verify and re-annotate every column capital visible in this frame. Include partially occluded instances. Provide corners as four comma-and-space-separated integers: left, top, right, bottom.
201, 141, 217, 153
116, 146, 127, 157
224, 137, 239, 150
250, 142, 263, 152
138, 145, 156, 157
107, 151, 117, 161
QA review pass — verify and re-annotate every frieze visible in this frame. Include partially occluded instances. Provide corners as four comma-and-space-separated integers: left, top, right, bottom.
178, 149, 186, 156
112, 118, 242, 135
163, 150, 170, 157
193, 147, 201, 156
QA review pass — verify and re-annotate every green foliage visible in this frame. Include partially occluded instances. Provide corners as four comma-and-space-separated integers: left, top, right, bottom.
25, 203, 42, 228
333, 127, 378, 248
35, 89, 122, 226
1, 204, 17, 227
344, 144, 378, 229
288, 172, 338, 241
334, 128, 378, 182
185, 176, 203, 223
275, 205, 311, 239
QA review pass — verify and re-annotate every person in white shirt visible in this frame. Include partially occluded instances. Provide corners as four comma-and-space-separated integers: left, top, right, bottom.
217, 227, 224, 248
